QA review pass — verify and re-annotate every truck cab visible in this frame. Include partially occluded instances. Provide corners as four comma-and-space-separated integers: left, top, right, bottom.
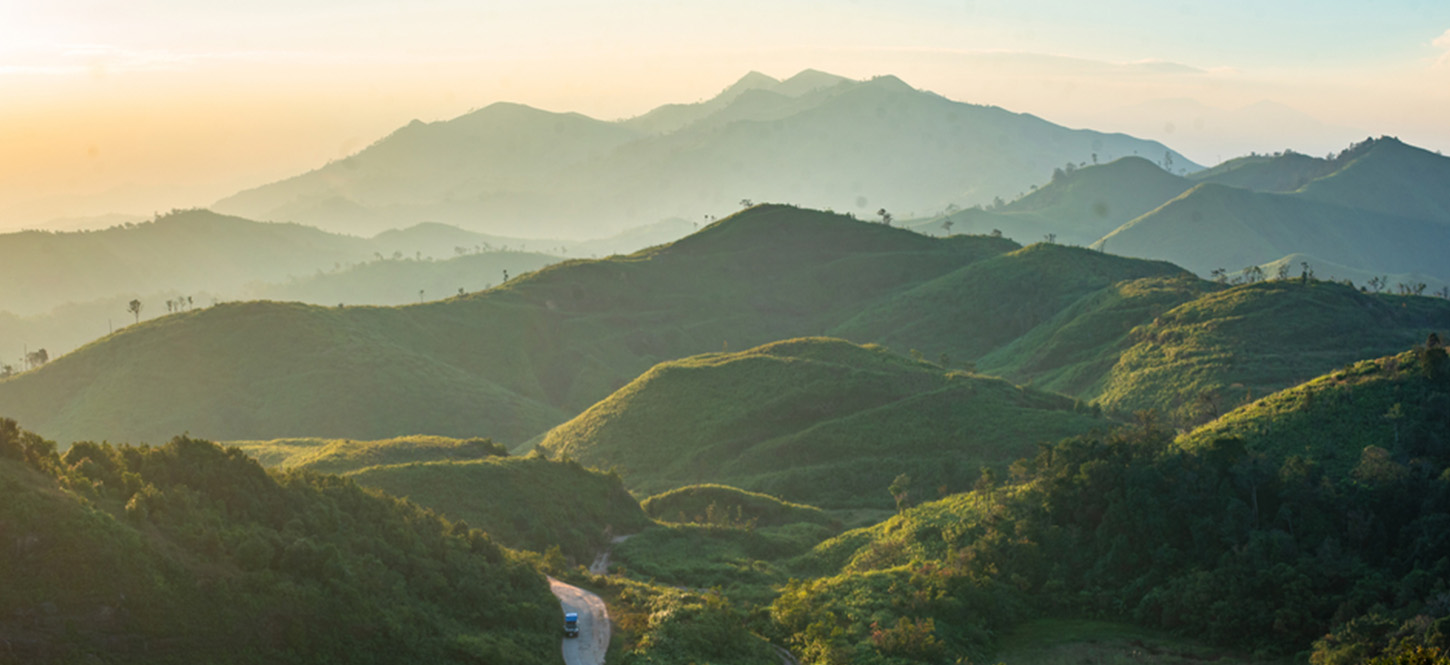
564, 612, 580, 638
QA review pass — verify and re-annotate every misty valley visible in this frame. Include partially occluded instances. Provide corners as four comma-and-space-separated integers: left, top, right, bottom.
4, 69, 1450, 665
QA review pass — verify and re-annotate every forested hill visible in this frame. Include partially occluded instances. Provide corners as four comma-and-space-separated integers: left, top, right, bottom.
0, 419, 557, 664
775, 344, 1450, 663
3, 204, 1447, 448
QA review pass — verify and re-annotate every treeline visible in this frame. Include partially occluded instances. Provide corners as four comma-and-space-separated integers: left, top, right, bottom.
0, 420, 557, 664
774, 347, 1450, 664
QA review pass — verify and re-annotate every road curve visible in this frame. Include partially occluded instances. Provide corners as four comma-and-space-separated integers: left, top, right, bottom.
549, 576, 610, 665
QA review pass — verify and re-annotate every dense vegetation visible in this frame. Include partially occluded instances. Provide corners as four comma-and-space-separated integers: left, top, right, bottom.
770, 345, 1450, 664
228, 435, 650, 562
538, 337, 1106, 508
0, 420, 557, 664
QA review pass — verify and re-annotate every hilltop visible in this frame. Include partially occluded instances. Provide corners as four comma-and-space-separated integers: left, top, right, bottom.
228, 434, 649, 561
213, 70, 1193, 236
535, 337, 1105, 508
1094, 279, 1450, 420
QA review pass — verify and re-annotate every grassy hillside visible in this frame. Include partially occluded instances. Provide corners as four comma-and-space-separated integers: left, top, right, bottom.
975, 273, 1216, 397
243, 250, 559, 306
914, 157, 1193, 246
0, 300, 571, 445
228, 434, 510, 474
1190, 149, 1340, 192
226, 435, 649, 561
7, 204, 1440, 450
1294, 137, 1450, 224
642, 484, 837, 529
347, 455, 651, 562
1095, 280, 1450, 421
2, 205, 1029, 446
0, 420, 556, 664
829, 242, 1192, 364
537, 337, 1105, 508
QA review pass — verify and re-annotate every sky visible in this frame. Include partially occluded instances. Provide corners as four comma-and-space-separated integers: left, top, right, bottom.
2, 0, 1448, 229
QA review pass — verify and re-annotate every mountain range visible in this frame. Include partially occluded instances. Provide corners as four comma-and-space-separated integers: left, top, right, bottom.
915, 137, 1450, 289
213, 70, 1195, 237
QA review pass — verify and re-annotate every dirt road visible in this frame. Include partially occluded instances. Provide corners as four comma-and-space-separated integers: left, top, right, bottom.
549, 576, 610, 665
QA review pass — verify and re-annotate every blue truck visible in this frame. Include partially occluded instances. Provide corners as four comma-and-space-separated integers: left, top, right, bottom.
564, 612, 580, 638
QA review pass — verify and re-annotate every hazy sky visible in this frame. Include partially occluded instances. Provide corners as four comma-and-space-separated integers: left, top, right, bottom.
3, 0, 1448, 229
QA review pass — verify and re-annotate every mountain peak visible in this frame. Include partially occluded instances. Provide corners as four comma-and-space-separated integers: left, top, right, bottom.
861, 74, 914, 92
775, 69, 850, 96
721, 71, 781, 97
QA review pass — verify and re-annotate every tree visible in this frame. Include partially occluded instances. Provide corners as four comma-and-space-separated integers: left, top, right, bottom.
1210, 268, 1228, 284
1043, 233, 1056, 244
888, 473, 911, 513
127, 299, 142, 324
25, 348, 48, 370
990, 228, 1003, 238
0, 364, 13, 379
877, 208, 892, 226
739, 198, 754, 208
941, 219, 954, 236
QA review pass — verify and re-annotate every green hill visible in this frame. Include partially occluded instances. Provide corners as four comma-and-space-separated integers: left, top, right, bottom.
228, 434, 510, 474
1178, 344, 1450, 475
829, 242, 1192, 364
536, 337, 1105, 508
231, 435, 648, 563
243, 250, 559, 306
642, 484, 837, 528
773, 349, 1450, 662
7, 203, 1442, 448
0, 420, 556, 664
2, 205, 1031, 446
1094, 280, 1450, 421
345, 455, 651, 562
1294, 137, 1450, 224
0, 300, 571, 445
913, 157, 1193, 246
1189, 149, 1340, 192
0, 209, 370, 317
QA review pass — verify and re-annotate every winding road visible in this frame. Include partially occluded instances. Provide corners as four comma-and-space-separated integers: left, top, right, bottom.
549, 576, 610, 665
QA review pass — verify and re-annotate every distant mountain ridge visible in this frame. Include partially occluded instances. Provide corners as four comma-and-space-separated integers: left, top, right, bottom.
1096, 137, 1450, 281
905, 136, 1450, 287
213, 70, 1196, 236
